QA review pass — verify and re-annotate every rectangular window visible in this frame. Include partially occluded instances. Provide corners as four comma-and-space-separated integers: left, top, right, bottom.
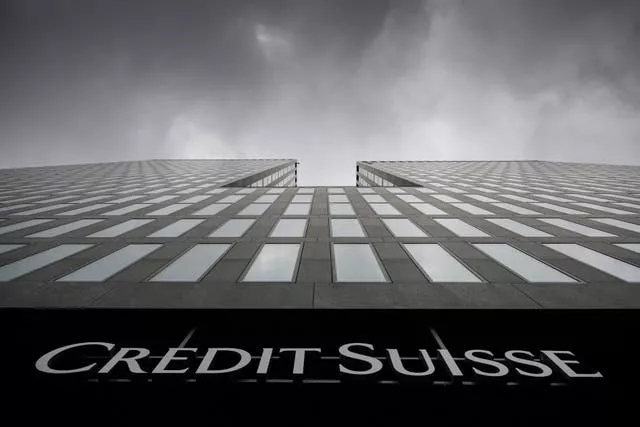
329, 203, 356, 216
237, 188, 256, 194
146, 204, 190, 216
176, 188, 198, 195
13, 204, 73, 215
357, 188, 374, 194
369, 203, 401, 216
416, 187, 437, 194
434, 218, 489, 237
0, 244, 24, 255
58, 244, 161, 282
465, 194, 499, 203
386, 188, 405, 194
145, 195, 179, 204
284, 203, 311, 216
0, 244, 93, 282
255, 195, 279, 203
534, 194, 574, 203
499, 195, 537, 203
363, 195, 385, 203
110, 195, 144, 204
210, 218, 255, 237
58, 203, 112, 216
192, 203, 231, 216
267, 188, 286, 194
616, 202, 640, 210
569, 194, 611, 203
0, 219, 53, 236
382, 218, 428, 237
572, 202, 633, 215
492, 202, 541, 215
532, 203, 587, 215
397, 194, 422, 203
242, 243, 301, 282
297, 188, 315, 194
218, 195, 244, 204
616, 244, 640, 254
592, 218, 640, 234
328, 188, 345, 194
487, 218, 552, 237
538, 218, 615, 237
149, 244, 230, 282
331, 218, 366, 237
474, 244, 576, 283
237, 203, 270, 216
27, 219, 103, 238
546, 244, 640, 282
147, 219, 204, 238
270, 219, 308, 237
181, 195, 210, 204
452, 203, 495, 215
411, 203, 447, 216
88, 219, 153, 238
333, 244, 387, 282
432, 195, 462, 203
404, 244, 481, 282
207, 189, 227, 195
104, 203, 151, 216
292, 195, 313, 203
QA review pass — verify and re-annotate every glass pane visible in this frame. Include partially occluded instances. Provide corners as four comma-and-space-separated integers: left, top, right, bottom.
0, 244, 24, 255
331, 218, 366, 237
147, 204, 190, 216
474, 244, 576, 283
237, 188, 256, 194
382, 218, 427, 237
267, 188, 286, 194
386, 188, 405, 194
333, 244, 387, 282
0, 244, 93, 281
28, 219, 103, 238
297, 188, 315, 194
148, 219, 204, 238
14, 204, 73, 215
58, 204, 112, 216
329, 195, 348, 203
363, 195, 385, 203
328, 188, 345, 194
532, 203, 587, 215
434, 218, 488, 237
292, 195, 313, 203
181, 195, 209, 204
242, 244, 301, 282
270, 219, 307, 237
411, 203, 447, 216
538, 218, 615, 237
150, 244, 230, 282
0, 219, 53, 236
572, 202, 633, 215
237, 203, 270, 216
546, 244, 640, 283
58, 244, 161, 282
487, 218, 552, 237
404, 244, 480, 282
492, 203, 541, 215
432, 195, 462, 203
284, 203, 310, 216
218, 195, 244, 203
89, 219, 153, 238
357, 188, 374, 194
255, 195, 278, 203
466, 194, 499, 203
397, 195, 422, 203
616, 244, 640, 254
592, 218, 640, 233
451, 203, 495, 215
104, 203, 151, 216
210, 219, 255, 237
329, 203, 356, 216
192, 203, 231, 216
146, 195, 179, 204
369, 203, 401, 216
207, 189, 227, 194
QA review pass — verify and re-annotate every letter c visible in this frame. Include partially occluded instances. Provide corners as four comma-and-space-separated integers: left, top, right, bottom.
36, 342, 115, 374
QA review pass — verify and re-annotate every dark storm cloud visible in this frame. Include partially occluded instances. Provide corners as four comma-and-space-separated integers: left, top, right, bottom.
0, 0, 638, 185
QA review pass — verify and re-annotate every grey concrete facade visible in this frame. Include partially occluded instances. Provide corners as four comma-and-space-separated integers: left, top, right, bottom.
1, 159, 639, 308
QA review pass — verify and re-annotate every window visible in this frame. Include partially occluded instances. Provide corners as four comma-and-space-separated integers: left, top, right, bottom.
58, 244, 161, 282
192, 203, 231, 216
432, 195, 462, 203
397, 194, 422, 203
329, 203, 356, 216
499, 194, 537, 203
357, 188, 374, 194
616, 244, 640, 254
241, 244, 301, 282
58, 204, 112, 216
474, 244, 576, 283
148, 219, 204, 238
210, 219, 256, 237
451, 203, 494, 215
13, 204, 73, 215
146, 195, 179, 204
434, 218, 488, 237
218, 195, 244, 204
104, 204, 151, 216
331, 218, 366, 237
592, 218, 640, 234
329, 195, 348, 203
27, 219, 103, 238
284, 203, 311, 216
292, 195, 313, 203
545, 244, 640, 283
492, 203, 541, 215
237, 203, 270, 216
332, 244, 387, 282
267, 188, 286, 194
404, 244, 480, 282
369, 203, 401, 216
298, 188, 314, 194
0, 244, 23, 255
89, 219, 153, 238
363, 195, 385, 203
150, 244, 230, 282
0, 244, 93, 282
571, 202, 633, 215
532, 203, 587, 215
328, 188, 345, 194
270, 219, 307, 237
538, 218, 615, 237
255, 195, 278, 203
534, 194, 574, 203
237, 188, 255, 194
147, 204, 190, 216
382, 218, 427, 237
0, 219, 54, 236
465, 194, 499, 203
110, 195, 144, 204
387, 188, 405, 194
181, 195, 210, 204
487, 218, 552, 237
207, 189, 227, 194
411, 203, 447, 216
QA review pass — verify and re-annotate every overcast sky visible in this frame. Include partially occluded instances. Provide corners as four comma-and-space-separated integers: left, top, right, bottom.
1, 0, 639, 185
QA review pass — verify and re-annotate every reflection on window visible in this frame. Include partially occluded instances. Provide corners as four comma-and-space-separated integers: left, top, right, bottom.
333, 244, 387, 282
242, 244, 301, 282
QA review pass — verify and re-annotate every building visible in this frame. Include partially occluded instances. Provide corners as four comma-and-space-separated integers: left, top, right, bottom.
1, 159, 639, 425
